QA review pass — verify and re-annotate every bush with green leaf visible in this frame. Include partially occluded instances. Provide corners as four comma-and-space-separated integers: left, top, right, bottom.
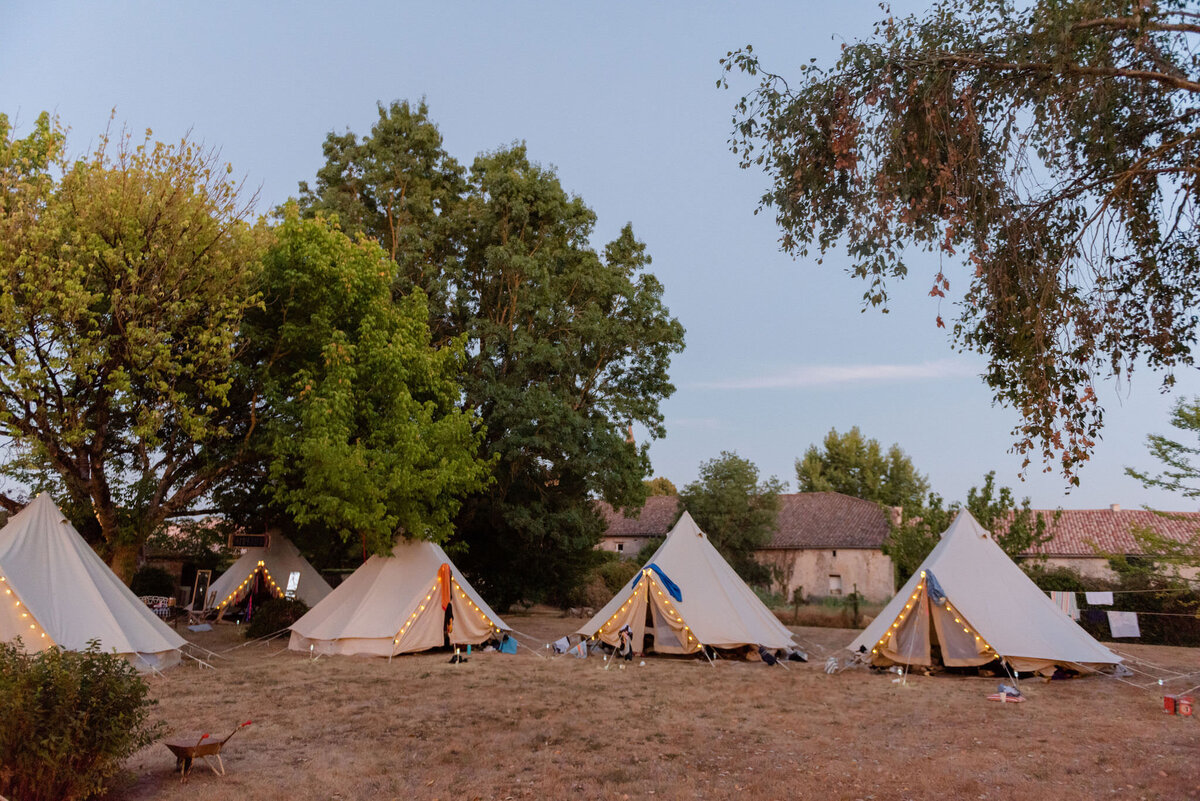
634, 537, 665, 566
245, 597, 310, 639
596, 558, 640, 595
0, 640, 161, 801
130, 565, 177, 599
562, 552, 641, 610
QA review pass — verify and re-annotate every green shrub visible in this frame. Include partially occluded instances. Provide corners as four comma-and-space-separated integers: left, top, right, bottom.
1023, 563, 1090, 593
130, 565, 177, 598
596, 558, 640, 594
566, 574, 613, 609
245, 597, 310, 639
0, 640, 161, 801
753, 587, 785, 608
634, 537, 665, 565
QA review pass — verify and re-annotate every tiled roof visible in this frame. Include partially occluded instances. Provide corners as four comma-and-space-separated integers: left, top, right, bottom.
599, 496, 1200, 557
998, 508, 1200, 557
596, 495, 681, 538
764, 492, 891, 550
598, 492, 891, 550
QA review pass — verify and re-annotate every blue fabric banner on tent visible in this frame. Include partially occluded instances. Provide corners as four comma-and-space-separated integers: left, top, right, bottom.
632, 563, 682, 603
925, 570, 947, 606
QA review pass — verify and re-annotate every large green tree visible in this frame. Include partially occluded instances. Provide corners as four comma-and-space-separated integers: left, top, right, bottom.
679, 451, 785, 584
0, 114, 263, 580
213, 207, 492, 560
299, 101, 685, 606
722, 0, 1200, 482
795, 426, 928, 512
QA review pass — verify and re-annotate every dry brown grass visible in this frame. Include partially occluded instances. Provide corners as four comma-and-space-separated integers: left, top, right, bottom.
114, 610, 1200, 801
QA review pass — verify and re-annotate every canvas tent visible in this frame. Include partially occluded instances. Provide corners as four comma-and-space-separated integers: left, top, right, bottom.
577, 511, 795, 654
207, 534, 332, 615
288, 537, 510, 657
0, 494, 185, 671
849, 510, 1120, 673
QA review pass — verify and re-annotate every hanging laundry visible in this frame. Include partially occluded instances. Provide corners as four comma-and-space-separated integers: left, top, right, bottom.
1049, 591, 1080, 620
1107, 611, 1141, 638
1081, 609, 1106, 625
1084, 591, 1114, 605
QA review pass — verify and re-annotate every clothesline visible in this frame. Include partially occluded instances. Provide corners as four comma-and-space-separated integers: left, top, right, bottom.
1073, 587, 1199, 595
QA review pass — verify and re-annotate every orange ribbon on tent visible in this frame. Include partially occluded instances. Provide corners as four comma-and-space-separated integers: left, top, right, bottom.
438, 563, 452, 609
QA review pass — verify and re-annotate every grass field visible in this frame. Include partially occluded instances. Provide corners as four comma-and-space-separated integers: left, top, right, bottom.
116, 610, 1200, 801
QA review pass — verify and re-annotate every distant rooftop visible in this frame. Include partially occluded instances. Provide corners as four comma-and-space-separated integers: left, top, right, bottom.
599, 491, 890, 550
597, 495, 680, 538
1004, 507, 1200, 557
764, 492, 891, 550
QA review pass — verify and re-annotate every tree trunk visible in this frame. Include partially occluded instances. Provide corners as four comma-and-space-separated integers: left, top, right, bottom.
108, 542, 141, 586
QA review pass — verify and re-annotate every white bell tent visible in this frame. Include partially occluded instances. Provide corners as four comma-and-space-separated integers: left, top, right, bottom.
0, 494, 185, 671
849, 510, 1120, 673
577, 511, 795, 654
288, 537, 510, 657
207, 534, 332, 615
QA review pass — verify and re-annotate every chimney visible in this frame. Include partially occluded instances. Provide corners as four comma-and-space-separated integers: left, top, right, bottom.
626, 424, 635, 444
889, 506, 903, 526
1110, 503, 1121, 512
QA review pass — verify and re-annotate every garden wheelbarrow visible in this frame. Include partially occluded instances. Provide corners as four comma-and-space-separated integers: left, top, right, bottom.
164, 721, 252, 781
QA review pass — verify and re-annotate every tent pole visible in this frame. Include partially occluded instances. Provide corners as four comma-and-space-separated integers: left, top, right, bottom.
1000, 656, 1019, 690
701, 644, 715, 668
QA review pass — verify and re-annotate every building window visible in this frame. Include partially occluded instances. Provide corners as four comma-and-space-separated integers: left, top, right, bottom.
831, 550, 837, 558
829, 574, 843, 596
616, 542, 624, 552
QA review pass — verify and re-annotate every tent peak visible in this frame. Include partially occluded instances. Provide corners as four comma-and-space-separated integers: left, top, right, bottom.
674, 510, 704, 537
946, 509, 991, 540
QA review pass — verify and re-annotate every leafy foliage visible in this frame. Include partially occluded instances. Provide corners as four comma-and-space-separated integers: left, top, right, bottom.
143, 517, 229, 573
635, 536, 666, 565
883, 492, 954, 584
679, 451, 785, 584
298, 101, 684, 606
885, 471, 1053, 583
245, 597, 310, 639
597, 556, 641, 594
644, 476, 678, 496
966, 471, 1056, 559
218, 208, 492, 555
1127, 395, 1200, 499
795, 426, 928, 512
0, 641, 161, 801
129, 566, 177, 599
722, 0, 1200, 481
1122, 396, 1200, 580
0, 113, 264, 580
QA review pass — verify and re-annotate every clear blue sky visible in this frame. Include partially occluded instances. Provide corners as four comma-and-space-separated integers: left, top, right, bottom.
4, 1, 1199, 511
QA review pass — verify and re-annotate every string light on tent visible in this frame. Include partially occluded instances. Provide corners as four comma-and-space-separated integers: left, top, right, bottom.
873, 575, 927, 656
646, 574, 696, 650
944, 600, 996, 657
597, 572, 649, 638
870, 573, 996, 659
216, 561, 287, 611
0, 569, 48, 642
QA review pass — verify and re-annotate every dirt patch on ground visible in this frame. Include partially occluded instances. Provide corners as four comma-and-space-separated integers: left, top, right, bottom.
117, 610, 1200, 800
